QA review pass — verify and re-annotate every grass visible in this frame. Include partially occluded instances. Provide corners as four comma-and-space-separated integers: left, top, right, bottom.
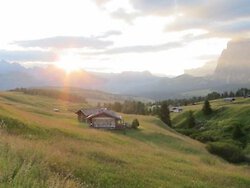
0, 92, 250, 187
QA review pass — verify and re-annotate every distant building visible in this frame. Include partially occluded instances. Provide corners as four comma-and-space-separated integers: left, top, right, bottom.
75, 108, 124, 129
224, 98, 235, 102
53, 108, 60, 112
169, 106, 183, 113
147, 104, 161, 111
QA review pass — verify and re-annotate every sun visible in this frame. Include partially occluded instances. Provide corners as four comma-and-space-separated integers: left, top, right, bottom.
56, 52, 82, 73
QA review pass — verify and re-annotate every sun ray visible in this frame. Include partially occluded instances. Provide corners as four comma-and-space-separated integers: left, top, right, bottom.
55, 52, 82, 73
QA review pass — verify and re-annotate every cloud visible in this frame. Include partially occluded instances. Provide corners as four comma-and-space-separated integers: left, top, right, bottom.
111, 8, 140, 24
14, 36, 113, 49
94, 0, 111, 6
96, 30, 122, 38
83, 41, 184, 55
131, 0, 202, 15
131, 0, 250, 20
130, 0, 250, 37
167, 17, 250, 38
211, 19, 250, 36
82, 33, 210, 56
196, 54, 219, 61
0, 50, 57, 62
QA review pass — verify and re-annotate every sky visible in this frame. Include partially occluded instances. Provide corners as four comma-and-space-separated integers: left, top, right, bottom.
0, 0, 250, 76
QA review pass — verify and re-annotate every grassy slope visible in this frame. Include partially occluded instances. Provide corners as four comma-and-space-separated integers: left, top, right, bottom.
0, 92, 249, 188
172, 98, 250, 150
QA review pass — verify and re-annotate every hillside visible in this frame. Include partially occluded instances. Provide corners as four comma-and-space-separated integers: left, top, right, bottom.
172, 97, 250, 162
0, 92, 250, 187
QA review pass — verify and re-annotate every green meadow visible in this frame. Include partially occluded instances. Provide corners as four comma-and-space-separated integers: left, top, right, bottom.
0, 91, 250, 187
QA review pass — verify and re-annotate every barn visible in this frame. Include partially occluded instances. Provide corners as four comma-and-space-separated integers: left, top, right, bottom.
76, 108, 123, 129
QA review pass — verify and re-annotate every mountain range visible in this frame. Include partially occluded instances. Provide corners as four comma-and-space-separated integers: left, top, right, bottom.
0, 39, 250, 100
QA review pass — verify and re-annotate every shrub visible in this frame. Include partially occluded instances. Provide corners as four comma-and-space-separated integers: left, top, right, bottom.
206, 142, 246, 163
175, 128, 194, 136
192, 134, 216, 143
233, 124, 245, 139
131, 119, 140, 129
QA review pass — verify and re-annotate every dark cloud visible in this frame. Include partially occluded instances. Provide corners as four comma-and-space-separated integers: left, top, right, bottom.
0, 50, 57, 62
14, 36, 113, 49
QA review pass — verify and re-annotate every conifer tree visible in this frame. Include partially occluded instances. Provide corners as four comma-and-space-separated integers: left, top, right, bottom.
159, 101, 172, 127
187, 110, 195, 128
202, 100, 212, 115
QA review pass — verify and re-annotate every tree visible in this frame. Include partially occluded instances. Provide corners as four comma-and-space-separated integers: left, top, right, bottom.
159, 101, 172, 127
207, 92, 221, 100
131, 119, 140, 129
113, 102, 122, 112
202, 100, 212, 115
187, 111, 195, 128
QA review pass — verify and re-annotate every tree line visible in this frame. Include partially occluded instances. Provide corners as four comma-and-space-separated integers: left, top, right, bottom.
102, 88, 250, 116
100, 101, 146, 115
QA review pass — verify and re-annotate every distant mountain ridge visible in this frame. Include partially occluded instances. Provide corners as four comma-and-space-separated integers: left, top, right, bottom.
1, 39, 250, 100
184, 61, 217, 77
0, 60, 26, 74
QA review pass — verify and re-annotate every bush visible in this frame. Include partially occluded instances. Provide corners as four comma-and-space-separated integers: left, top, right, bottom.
131, 119, 140, 129
206, 142, 246, 163
175, 128, 196, 136
192, 134, 217, 143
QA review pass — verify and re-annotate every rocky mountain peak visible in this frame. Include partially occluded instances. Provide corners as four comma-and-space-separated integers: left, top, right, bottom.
214, 38, 250, 83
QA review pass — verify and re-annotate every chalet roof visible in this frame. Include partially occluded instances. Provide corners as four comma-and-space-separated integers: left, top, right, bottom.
77, 108, 102, 116
77, 108, 122, 120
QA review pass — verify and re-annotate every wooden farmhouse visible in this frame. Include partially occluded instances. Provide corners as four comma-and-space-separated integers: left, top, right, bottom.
76, 108, 124, 129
